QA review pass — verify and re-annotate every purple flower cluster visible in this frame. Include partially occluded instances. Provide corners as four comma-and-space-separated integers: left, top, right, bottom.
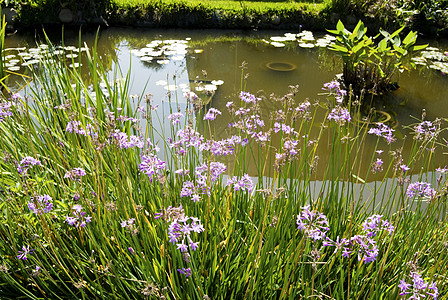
158, 206, 204, 257
195, 161, 227, 182
180, 180, 209, 202
275, 138, 300, 168
239, 91, 261, 104
168, 112, 184, 125
169, 216, 204, 253
298, 207, 394, 264
120, 218, 136, 228
139, 154, 166, 182
327, 106, 351, 124
177, 267, 192, 277
179, 161, 226, 202
226, 174, 254, 192
200, 135, 248, 156
64, 167, 86, 181
361, 214, 394, 238
17, 245, 34, 260
110, 130, 144, 149
66, 120, 87, 136
230, 113, 266, 138
368, 122, 396, 144
203, 107, 222, 121
399, 272, 438, 299
295, 100, 311, 117
65, 204, 92, 228
17, 156, 42, 175
0, 101, 13, 121
414, 120, 437, 141
329, 215, 393, 264
372, 158, 383, 173
273, 122, 296, 135
169, 127, 204, 156
296, 205, 330, 241
28, 194, 53, 215
407, 182, 436, 199
322, 80, 347, 103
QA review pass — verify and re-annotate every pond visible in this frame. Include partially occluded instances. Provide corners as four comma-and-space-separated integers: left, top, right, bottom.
4, 26, 448, 181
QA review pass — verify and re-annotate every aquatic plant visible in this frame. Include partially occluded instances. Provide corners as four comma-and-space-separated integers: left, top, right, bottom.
0, 36, 446, 300
328, 20, 427, 97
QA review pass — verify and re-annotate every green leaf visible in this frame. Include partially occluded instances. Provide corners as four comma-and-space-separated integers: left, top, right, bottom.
411, 44, 428, 51
336, 20, 345, 33
393, 45, 407, 55
379, 29, 390, 39
379, 39, 388, 51
402, 31, 417, 45
390, 26, 405, 39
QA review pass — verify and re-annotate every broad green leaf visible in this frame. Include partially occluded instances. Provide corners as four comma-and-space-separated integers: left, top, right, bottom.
392, 35, 401, 47
402, 31, 417, 45
336, 20, 345, 33
379, 39, 388, 51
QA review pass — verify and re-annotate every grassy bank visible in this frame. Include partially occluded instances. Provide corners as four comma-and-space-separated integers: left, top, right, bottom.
3, 0, 447, 35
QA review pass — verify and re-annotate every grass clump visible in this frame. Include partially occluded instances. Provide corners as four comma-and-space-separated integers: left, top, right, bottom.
0, 32, 447, 300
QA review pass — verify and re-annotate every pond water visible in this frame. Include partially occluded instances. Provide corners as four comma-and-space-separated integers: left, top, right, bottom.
4, 27, 448, 181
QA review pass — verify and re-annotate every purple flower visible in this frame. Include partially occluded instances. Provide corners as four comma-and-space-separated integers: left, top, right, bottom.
17, 156, 42, 175
64, 167, 86, 181
175, 169, 190, 176
436, 166, 448, 174
28, 194, 53, 215
66, 120, 87, 136
17, 245, 34, 260
195, 161, 227, 183
177, 267, 192, 277
361, 215, 394, 238
398, 279, 412, 293
322, 80, 347, 103
110, 130, 144, 149
399, 272, 438, 299
200, 135, 247, 156
414, 120, 437, 141
203, 107, 222, 121
139, 154, 166, 182
296, 206, 330, 241
168, 112, 184, 125
407, 182, 436, 199
239, 91, 260, 104
368, 123, 396, 143
65, 205, 92, 228
372, 158, 383, 173
128, 247, 135, 255
0, 101, 13, 121
226, 174, 254, 192
160, 207, 204, 254
327, 106, 351, 124
121, 218, 135, 228
176, 243, 189, 252
295, 101, 311, 114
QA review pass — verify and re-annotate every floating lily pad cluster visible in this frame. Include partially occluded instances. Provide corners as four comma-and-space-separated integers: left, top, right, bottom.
130, 39, 190, 65
412, 46, 448, 75
263, 31, 336, 49
130, 38, 225, 95
3, 44, 88, 71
